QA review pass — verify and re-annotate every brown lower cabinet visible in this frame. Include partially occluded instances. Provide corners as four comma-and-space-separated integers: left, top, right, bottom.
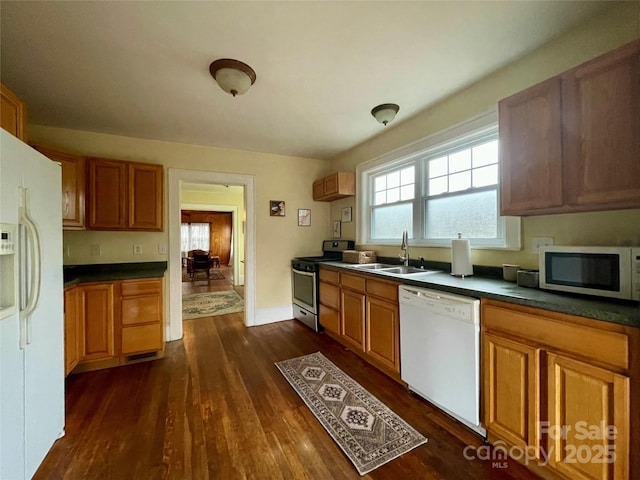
63, 286, 81, 376
319, 266, 401, 381
65, 277, 164, 374
481, 299, 637, 480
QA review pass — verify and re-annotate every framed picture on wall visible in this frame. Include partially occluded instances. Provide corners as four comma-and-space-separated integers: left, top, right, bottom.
298, 209, 311, 226
270, 200, 285, 216
341, 206, 352, 223
333, 220, 341, 238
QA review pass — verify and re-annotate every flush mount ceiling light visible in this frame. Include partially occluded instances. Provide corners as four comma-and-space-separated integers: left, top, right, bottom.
371, 103, 400, 126
209, 58, 257, 97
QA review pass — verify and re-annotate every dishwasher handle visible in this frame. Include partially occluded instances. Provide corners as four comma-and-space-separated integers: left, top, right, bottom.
402, 287, 444, 301
399, 285, 480, 323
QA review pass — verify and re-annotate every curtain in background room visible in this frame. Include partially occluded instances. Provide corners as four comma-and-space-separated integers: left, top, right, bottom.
181, 223, 210, 252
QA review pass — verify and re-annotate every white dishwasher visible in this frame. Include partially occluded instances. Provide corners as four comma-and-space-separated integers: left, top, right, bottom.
399, 285, 485, 436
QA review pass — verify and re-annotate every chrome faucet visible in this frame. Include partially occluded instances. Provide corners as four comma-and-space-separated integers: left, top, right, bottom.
400, 230, 409, 266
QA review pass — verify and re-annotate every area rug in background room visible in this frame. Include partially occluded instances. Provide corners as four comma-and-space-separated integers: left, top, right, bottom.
181, 268, 225, 282
275, 352, 427, 475
182, 290, 244, 319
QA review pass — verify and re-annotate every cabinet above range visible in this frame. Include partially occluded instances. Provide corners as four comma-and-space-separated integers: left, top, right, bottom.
313, 171, 355, 201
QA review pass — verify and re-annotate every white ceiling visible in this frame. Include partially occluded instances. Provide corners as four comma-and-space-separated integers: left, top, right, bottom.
0, 1, 613, 160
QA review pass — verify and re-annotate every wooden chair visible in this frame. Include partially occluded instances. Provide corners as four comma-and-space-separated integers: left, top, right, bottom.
190, 253, 213, 282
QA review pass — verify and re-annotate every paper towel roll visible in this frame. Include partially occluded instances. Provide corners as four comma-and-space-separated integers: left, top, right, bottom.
451, 237, 473, 276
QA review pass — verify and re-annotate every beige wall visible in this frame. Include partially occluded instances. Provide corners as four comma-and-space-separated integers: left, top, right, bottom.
29, 126, 331, 310
330, 2, 640, 270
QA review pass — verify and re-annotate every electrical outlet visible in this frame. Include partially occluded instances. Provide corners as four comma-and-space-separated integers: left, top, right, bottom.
90, 244, 101, 256
531, 236, 554, 254
158, 244, 167, 255
133, 244, 143, 255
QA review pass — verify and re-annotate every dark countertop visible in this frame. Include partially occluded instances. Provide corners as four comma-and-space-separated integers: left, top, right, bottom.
63, 262, 168, 287
323, 261, 640, 328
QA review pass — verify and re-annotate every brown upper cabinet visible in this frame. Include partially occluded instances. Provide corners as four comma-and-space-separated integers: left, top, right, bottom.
500, 40, 640, 216
0, 83, 26, 141
313, 172, 355, 201
33, 145, 86, 230
88, 157, 163, 231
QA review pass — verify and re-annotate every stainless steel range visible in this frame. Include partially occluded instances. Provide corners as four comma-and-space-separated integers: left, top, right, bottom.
291, 240, 354, 332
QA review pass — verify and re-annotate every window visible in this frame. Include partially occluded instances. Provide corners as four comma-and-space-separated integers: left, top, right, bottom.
371, 166, 414, 239
358, 113, 520, 249
424, 139, 499, 241
181, 223, 210, 252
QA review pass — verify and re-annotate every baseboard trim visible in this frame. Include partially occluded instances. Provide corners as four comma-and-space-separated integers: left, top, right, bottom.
253, 304, 293, 326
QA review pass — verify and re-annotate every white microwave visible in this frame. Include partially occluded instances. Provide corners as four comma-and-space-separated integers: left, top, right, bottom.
539, 246, 640, 301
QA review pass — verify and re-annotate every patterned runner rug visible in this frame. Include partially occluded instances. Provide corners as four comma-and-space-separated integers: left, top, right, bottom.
182, 290, 244, 319
275, 352, 427, 475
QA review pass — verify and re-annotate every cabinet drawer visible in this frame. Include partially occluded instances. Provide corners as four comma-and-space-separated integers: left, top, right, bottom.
122, 324, 163, 355
319, 281, 340, 310
340, 272, 366, 292
482, 302, 629, 370
121, 279, 161, 297
319, 268, 339, 284
121, 295, 161, 325
366, 278, 399, 302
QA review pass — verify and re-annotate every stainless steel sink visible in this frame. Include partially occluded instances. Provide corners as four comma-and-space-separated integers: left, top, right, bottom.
379, 266, 439, 275
351, 263, 440, 276
352, 263, 396, 270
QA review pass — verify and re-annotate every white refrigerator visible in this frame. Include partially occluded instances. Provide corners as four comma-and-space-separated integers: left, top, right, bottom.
0, 129, 65, 479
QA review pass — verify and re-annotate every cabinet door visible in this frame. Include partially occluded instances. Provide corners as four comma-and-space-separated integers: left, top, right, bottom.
128, 163, 163, 231
365, 297, 399, 372
319, 304, 340, 336
33, 146, 86, 229
499, 77, 564, 215
0, 83, 26, 141
341, 289, 366, 352
547, 353, 629, 480
312, 179, 324, 200
482, 332, 541, 451
319, 277, 341, 336
78, 283, 115, 362
319, 281, 340, 310
87, 158, 127, 229
563, 40, 640, 210
64, 287, 80, 375
323, 173, 339, 197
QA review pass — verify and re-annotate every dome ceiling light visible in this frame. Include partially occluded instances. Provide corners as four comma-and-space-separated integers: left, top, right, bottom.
371, 103, 400, 126
209, 58, 257, 97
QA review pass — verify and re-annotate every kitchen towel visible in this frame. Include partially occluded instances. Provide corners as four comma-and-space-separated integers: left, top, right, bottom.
451, 235, 473, 276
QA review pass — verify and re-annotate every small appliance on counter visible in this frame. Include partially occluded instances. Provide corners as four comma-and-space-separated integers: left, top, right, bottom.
291, 240, 354, 332
539, 245, 639, 301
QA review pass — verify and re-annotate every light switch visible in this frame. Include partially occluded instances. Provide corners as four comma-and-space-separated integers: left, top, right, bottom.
158, 244, 167, 255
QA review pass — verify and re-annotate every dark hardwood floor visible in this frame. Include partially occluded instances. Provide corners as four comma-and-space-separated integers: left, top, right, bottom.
35, 280, 541, 479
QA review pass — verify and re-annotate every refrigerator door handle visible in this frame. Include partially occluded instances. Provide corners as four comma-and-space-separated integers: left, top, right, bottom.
18, 187, 42, 348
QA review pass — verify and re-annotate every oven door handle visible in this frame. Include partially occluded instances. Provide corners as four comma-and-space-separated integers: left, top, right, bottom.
292, 268, 316, 277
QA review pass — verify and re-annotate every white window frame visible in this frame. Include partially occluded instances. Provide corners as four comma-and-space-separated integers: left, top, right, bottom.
357, 111, 521, 249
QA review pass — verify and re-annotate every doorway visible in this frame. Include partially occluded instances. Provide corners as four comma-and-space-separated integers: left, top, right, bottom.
180, 209, 241, 296
168, 169, 255, 342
